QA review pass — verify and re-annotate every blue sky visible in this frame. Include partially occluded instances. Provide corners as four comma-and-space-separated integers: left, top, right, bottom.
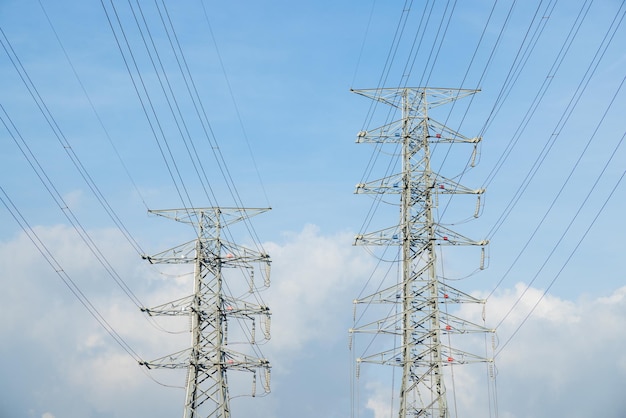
1, 1, 625, 418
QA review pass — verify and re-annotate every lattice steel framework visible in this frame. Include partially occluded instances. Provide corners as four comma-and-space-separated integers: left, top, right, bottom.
350, 88, 494, 418
140, 207, 271, 418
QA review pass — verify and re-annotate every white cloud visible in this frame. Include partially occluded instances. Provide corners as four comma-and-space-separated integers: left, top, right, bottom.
354, 284, 626, 418
483, 284, 626, 418
364, 381, 393, 418
2, 224, 626, 418
263, 224, 374, 356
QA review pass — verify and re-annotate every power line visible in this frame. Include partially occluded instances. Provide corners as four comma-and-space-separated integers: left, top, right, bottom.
37, 0, 151, 212
495, 155, 626, 357
0, 103, 145, 309
0, 185, 143, 364
487, 73, 626, 300
0, 25, 146, 256
199, 0, 271, 208
99, 0, 198, 212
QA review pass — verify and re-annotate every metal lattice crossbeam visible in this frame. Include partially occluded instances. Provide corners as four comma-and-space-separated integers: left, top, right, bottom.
351, 88, 493, 418
141, 207, 272, 418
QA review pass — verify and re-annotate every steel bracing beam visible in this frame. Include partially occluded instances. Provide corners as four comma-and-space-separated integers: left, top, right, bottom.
141, 207, 271, 418
351, 88, 493, 418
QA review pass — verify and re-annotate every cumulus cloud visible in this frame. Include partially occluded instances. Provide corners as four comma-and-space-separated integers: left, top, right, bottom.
354, 283, 626, 418
489, 284, 626, 418
264, 224, 374, 355
2, 224, 625, 418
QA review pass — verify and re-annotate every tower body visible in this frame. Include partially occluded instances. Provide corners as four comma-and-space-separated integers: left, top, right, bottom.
350, 88, 493, 418
141, 207, 271, 418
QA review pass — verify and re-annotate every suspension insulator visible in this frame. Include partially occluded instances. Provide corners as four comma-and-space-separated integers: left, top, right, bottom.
480, 247, 486, 270
251, 320, 256, 344
249, 269, 255, 293
471, 144, 478, 167
252, 372, 257, 397
474, 195, 481, 218
264, 369, 271, 392
264, 262, 271, 287
264, 316, 271, 339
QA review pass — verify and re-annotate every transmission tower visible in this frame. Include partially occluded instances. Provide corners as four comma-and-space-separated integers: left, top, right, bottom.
349, 88, 494, 418
140, 207, 272, 418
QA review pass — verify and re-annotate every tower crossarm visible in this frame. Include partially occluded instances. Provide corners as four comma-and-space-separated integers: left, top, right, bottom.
350, 311, 403, 337
141, 294, 195, 316
351, 87, 479, 112
433, 225, 488, 246
356, 119, 404, 144
356, 342, 450, 369
425, 117, 482, 144
140, 347, 271, 373
356, 344, 408, 367
354, 226, 402, 246
218, 240, 271, 268
220, 347, 271, 372
440, 346, 493, 365
428, 173, 485, 195
148, 207, 270, 228
353, 282, 405, 305
440, 311, 495, 335
221, 295, 270, 318
354, 171, 485, 196
142, 240, 198, 264
437, 282, 486, 304
355, 173, 404, 194
139, 348, 191, 370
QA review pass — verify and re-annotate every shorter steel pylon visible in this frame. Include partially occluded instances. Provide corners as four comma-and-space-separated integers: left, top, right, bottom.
140, 207, 271, 418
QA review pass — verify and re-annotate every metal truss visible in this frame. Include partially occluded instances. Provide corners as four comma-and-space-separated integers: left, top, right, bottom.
140, 207, 271, 418
350, 88, 494, 418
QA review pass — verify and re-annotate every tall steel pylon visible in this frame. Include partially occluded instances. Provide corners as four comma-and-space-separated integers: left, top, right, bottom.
349, 88, 494, 418
140, 207, 271, 418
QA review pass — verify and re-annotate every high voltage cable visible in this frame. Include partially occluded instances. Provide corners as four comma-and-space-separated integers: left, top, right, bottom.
199, 0, 271, 209
0, 25, 146, 256
438, 0, 590, 223
416, 0, 458, 88
494, 151, 626, 357
104, 0, 270, 354
147, 0, 268, 254
481, 0, 594, 190
0, 185, 143, 364
435, 0, 557, 194
477, 0, 557, 138
486, 74, 625, 300
37, 0, 150, 212
159, 0, 268, 250
126, 0, 220, 209
350, 0, 377, 87
482, 0, 624, 354
355, 0, 417, 238
485, 0, 624, 241
397, 0, 435, 88
100, 0, 197, 213
0, 31, 149, 309
153, 1, 271, 320
0, 104, 145, 309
